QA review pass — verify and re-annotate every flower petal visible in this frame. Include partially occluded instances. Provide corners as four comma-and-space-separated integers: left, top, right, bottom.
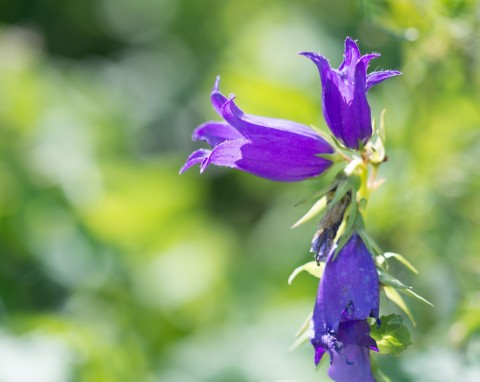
299, 51, 331, 84
339, 37, 361, 74
314, 346, 327, 366
328, 345, 375, 382
221, 97, 329, 146
337, 320, 379, 352
366, 70, 402, 91
360, 53, 381, 68
346, 59, 372, 149
312, 233, 379, 336
192, 121, 244, 147
179, 149, 211, 174
210, 76, 229, 117
204, 137, 332, 182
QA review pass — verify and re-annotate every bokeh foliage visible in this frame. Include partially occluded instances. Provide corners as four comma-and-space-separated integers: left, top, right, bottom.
0, 0, 479, 381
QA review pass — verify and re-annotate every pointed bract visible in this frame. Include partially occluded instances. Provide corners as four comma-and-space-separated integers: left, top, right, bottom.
181, 78, 334, 182
301, 37, 401, 150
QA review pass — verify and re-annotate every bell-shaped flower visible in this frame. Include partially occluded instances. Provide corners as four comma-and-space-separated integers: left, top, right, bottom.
301, 37, 401, 150
310, 233, 379, 381
180, 77, 334, 182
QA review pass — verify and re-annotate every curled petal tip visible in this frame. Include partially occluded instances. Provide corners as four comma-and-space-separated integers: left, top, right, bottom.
213, 75, 221, 92
300, 52, 330, 71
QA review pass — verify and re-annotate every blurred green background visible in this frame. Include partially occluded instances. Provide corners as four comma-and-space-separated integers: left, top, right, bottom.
0, 0, 479, 381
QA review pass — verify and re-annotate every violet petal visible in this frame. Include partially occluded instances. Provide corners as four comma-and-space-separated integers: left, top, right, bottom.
366, 70, 402, 91
328, 345, 375, 382
192, 121, 244, 147
179, 149, 211, 174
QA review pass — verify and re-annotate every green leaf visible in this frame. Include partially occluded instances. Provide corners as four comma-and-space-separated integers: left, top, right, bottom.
291, 196, 327, 228
384, 252, 418, 274
370, 314, 412, 355
383, 286, 416, 326
400, 288, 434, 307
288, 261, 324, 284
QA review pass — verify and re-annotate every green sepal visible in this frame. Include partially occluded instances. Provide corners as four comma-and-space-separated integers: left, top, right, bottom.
378, 270, 412, 289
291, 196, 327, 229
294, 182, 338, 207
358, 229, 382, 257
383, 252, 418, 274
315, 152, 344, 163
288, 261, 324, 284
289, 312, 313, 351
399, 288, 434, 307
331, 228, 354, 261
383, 286, 416, 326
328, 179, 352, 207
370, 314, 412, 355
371, 356, 393, 382
331, 193, 359, 261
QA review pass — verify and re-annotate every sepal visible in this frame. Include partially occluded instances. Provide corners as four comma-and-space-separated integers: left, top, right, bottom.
288, 312, 313, 351
291, 196, 327, 228
383, 286, 416, 326
288, 261, 324, 284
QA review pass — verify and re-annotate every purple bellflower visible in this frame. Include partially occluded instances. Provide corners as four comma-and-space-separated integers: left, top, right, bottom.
301, 37, 401, 150
180, 77, 334, 182
311, 233, 379, 381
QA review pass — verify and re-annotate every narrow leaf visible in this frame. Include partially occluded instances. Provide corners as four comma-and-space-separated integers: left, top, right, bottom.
291, 196, 327, 228
383, 286, 416, 326
294, 182, 337, 207
295, 312, 313, 338
289, 312, 313, 352
288, 329, 311, 352
328, 179, 351, 207
288, 261, 324, 284
400, 288, 434, 307
378, 270, 412, 289
384, 252, 418, 274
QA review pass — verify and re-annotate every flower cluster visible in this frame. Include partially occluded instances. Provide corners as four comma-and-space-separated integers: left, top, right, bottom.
181, 38, 424, 381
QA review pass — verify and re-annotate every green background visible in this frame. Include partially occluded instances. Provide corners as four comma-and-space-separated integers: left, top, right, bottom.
0, 0, 479, 381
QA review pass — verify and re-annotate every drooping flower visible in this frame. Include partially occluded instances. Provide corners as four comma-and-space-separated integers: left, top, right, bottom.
311, 233, 380, 381
180, 77, 334, 182
301, 37, 401, 150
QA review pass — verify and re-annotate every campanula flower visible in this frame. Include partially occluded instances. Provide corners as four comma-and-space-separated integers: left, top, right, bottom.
311, 233, 379, 381
301, 37, 401, 150
180, 77, 334, 182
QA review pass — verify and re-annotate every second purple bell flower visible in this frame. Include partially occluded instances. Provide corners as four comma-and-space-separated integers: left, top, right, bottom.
180, 77, 334, 182
311, 233, 380, 381
301, 37, 401, 150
